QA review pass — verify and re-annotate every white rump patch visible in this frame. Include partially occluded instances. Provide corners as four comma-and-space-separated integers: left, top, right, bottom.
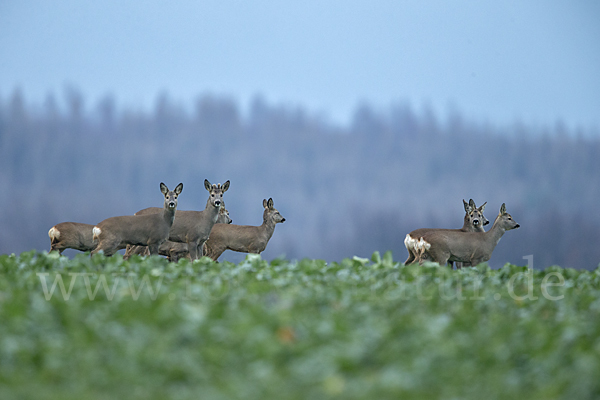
48, 226, 60, 241
419, 238, 431, 251
414, 238, 431, 259
404, 234, 417, 251
92, 226, 101, 241
405, 234, 429, 253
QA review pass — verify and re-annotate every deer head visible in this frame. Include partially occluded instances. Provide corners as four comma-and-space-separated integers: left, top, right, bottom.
463, 198, 489, 230
218, 206, 233, 224
161, 182, 183, 211
495, 203, 520, 231
204, 179, 230, 209
262, 198, 286, 225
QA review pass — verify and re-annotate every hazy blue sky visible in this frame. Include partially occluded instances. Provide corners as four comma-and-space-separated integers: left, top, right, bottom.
1, 0, 599, 129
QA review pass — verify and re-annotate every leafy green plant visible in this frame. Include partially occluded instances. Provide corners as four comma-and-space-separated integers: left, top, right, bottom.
0, 250, 599, 399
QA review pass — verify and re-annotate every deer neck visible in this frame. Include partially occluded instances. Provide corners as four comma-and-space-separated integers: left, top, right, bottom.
485, 216, 507, 247
260, 216, 277, 240
205, 203, 221, 224
162, 204, 176, 227
460, 216, 471, 231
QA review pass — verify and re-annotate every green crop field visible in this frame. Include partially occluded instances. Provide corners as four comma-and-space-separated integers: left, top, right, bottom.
1, 251, 599, 399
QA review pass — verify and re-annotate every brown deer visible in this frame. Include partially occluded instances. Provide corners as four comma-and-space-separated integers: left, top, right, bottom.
91, 182, 183, 256
48, 222, 96, 255
203, 198, 285, 261
124, 205, 232, 262
404, 199, 488, 266
128, 179, 229, 260
416, 203, 520, 267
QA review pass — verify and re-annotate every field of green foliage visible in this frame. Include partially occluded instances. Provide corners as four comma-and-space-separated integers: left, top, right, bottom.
1, 251, 599, 400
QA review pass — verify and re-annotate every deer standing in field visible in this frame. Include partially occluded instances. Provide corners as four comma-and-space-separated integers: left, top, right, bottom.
415, 203, 520, 267
91, 182, 183, 256
203, 198, 285, 261
128, 179, 229, 260
48, 222, 96, 255
404, 199, 488, 267
124, 205, 232, 262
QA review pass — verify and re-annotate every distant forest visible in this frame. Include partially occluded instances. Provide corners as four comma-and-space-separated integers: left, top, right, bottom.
1, 88, 599, 269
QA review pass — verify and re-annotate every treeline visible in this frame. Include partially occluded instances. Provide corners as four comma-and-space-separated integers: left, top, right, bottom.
1, 88, 599, 269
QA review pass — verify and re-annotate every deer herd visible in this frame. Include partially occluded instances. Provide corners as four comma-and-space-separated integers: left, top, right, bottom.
48, 179, 285, 262
404, 200, 520, 268
48, 179, 519, 268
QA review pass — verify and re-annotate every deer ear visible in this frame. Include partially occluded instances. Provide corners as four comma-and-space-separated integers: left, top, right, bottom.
160, 182, 168, 195
175, 183, 183, 195
263, 199, 268, 209
479, 201, 487, 212
267, 198, 274, 209
463, 199, 471, 213
500, 203, 506, 215
221, 180, 230, 193
204, 179, 212, 192
469, 199, 476, 209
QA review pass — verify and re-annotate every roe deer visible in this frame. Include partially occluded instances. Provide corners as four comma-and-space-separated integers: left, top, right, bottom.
129, 179, 229, 260
203, 198, 285, 261
404, 199, 488, 266
91, 182, 183, 256
124, 205, 232, 262
416, 203, 520, 267
48, 222, 96, 254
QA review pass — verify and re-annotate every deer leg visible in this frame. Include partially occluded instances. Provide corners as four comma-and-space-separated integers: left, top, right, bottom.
416, 250, 428, 265
92, 236, 121, 257
188, 240, 199, 260
199, 241, 213, 259
199, 242, 206, 258
124, 245, 144, 259
123, 244, 135, 260
404, 249, 416, 265
51, 244, 64, 255
147, 243, 159, 256
131, 247, 145, 258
